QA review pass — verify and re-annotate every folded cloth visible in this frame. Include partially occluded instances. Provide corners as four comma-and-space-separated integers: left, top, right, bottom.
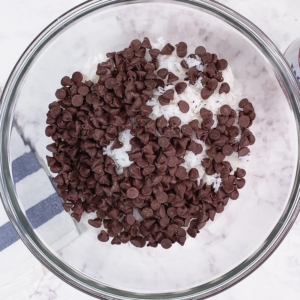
0, 127, 78, 299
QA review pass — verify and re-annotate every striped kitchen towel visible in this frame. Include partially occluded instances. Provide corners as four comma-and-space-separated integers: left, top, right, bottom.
0, 126, 78, 300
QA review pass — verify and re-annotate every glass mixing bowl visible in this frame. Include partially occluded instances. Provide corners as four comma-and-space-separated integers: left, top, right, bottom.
1, 0, 300, 299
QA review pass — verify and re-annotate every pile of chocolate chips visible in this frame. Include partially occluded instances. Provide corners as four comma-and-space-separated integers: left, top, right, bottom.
45, 38, 256, 249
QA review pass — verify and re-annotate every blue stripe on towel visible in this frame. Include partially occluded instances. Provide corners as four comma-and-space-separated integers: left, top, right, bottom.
12, 152, 41, 183
0, 222, 20, 251
0, 193, 64, 251
0, 151, 64, 251
26, 193, 63, 229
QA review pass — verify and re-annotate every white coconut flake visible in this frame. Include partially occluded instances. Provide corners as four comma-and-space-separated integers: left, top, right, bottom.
185, 57, 202, 68
205, 174, 222, 193
102, 129, 133, 174
133, 208, 144, 222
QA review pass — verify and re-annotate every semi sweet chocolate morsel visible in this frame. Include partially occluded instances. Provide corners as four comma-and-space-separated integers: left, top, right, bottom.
175, 82, 187, 94
178, 100, 190, 113
160, 43, 175, 55
176, 42, 188, 58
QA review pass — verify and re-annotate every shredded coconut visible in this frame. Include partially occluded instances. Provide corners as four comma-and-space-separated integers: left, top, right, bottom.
82, 37, 249, 188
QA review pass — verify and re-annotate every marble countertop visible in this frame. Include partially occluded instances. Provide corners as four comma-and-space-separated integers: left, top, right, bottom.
1, 0, 300, 299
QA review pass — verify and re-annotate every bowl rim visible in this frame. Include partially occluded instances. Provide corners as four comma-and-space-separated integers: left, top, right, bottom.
1, 0, 300, 299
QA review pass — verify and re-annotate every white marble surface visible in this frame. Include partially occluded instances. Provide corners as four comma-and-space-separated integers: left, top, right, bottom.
1, 0, 300, 300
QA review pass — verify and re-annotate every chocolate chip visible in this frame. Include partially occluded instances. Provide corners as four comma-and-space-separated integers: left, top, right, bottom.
160, 43, 175, 55
238, 147, 250, 157
169, 116, 181, 128
111, 220, 123, 234
214, 163, 224, 174
158, 137, 170, 148
131, 236, 146, 248
126, 214, 135, 225
200, 108, 213, 119
187, 226, 198, 238
214, 72, 224, 82
149, 48, 160, 59
220, 105, 231, 116
161, 238, 172, 249
239, 98, 249, 108
49, 106, 61, 119
211, 54, 218, 64
187, 141, 203, 154
209, 129, 221, 140
223, 184, 234, 194
175, 82, 187, 95
45, 126, 56, 137
187, 66, 198, 85
216, 59, 228, 71
104, 78, 116, 90
217, 114, 229, 125
72, 95, 84, 107
142, 207, 154, 218
167, 156, 178, 167
157, 68, 168, 79
181, 124, 193, 136
219, 82, 230, 94
188, 168, 199, 181
248, 112, 256, 121
175, 166, 188, 180
180, 60, 189, 69
176, 42, 187, 58
167, 72, 179, 83
225, 116, 235, 128
62, 203, 73, 212
248, 134, 256, 145
166, 207, 177, 218
201, 52, 212, 64
163, 89, 175, 100
222, 144, 233, 156
230, 189, 239, 200
228, 126, 239, 137
156, 191, 168, 203
202, 118, 214, 130
188, 120, 199, 131
204, 64, 217, 78
156, 115, 168, 128
61, 76, 73, 86
55, 88, 67, 99
98, 230, 109, 242
72, 71, 83, 83
201, 87, 214, 100
206, 78, 218, 90
178, 100, 190, 113
157, 96, 168, 106
78, 86, 89, 96
238, 115, 251, 127
243, 102, 254, 114
122, 47, 134, 59
236, 178, 246, 189
201, 160, 212, 171
214, 152, 225, 163
195, 46, 206, 56
111, 236, 121, 245
130, 39, 142, 52
126, 187, 139, 199
88, 218, 102, 228
141, 37, 152, 49
235, 168, 246, 178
